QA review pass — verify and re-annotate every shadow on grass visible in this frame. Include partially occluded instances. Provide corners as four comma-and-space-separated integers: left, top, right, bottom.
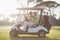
10, 36, 58, 40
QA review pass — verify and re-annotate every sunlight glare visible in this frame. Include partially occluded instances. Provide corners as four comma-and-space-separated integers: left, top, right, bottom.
0, 0, 19, 15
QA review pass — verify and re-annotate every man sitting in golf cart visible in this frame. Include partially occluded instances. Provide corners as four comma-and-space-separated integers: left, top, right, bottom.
23, 12, 35, 32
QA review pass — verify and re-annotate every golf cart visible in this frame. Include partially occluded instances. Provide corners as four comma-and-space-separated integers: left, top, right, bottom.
9, 7, 51, 37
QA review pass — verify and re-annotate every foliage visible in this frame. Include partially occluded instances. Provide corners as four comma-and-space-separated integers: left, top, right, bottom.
35, 1, 60, 8
35, 1, 60, 14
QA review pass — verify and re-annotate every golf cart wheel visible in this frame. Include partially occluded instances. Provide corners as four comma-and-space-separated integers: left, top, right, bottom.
9, 31, 18, 37
38, 30, 46, 37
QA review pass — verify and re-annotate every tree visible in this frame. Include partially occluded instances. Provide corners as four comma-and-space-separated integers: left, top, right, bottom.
35, 1, 60, 15
36, 0, 43, 2
27, 0, 35, 3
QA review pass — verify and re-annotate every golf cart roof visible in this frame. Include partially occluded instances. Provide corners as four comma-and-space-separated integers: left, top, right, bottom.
17, 7, 44, 10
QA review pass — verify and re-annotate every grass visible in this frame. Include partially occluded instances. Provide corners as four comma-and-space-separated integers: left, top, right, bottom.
0, 26, 60, 40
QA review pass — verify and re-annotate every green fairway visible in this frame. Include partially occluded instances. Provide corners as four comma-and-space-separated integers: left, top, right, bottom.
0, 26, 60, 40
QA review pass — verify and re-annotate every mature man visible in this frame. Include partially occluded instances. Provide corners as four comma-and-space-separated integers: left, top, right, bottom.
22, 12, 34, 32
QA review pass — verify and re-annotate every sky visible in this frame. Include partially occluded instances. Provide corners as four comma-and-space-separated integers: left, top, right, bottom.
0, 0, 35, 15
0, 0, 60, 19
0, 0, 19, 15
